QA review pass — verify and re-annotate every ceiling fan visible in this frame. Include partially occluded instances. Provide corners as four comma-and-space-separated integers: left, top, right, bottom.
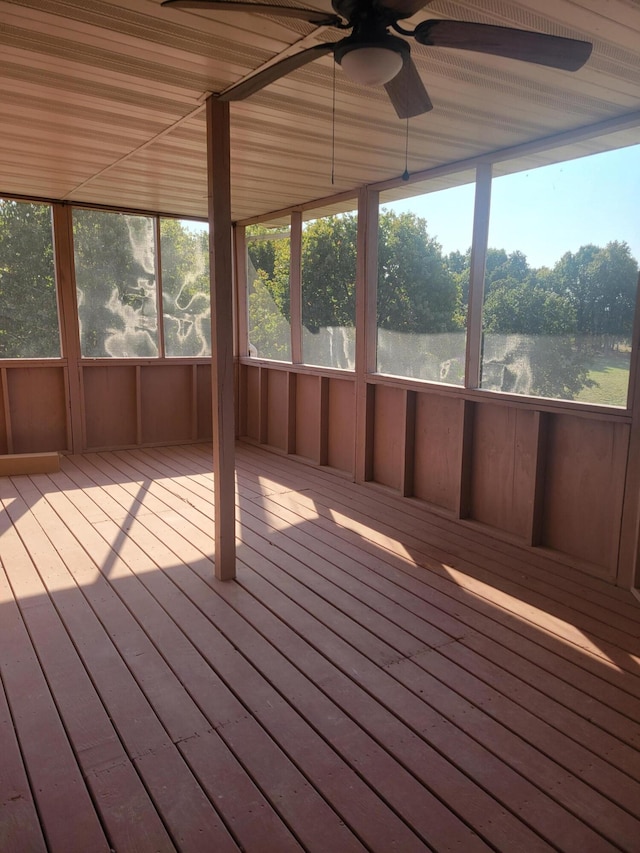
161, 0, 592, 118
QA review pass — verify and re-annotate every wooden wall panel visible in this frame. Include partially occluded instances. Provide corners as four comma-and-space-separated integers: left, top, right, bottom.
197, 364, 213, 440
469, 404, 538, 539
83, 366, 137, 450
542, 414, 629, 574
295, 373, 321, 462
8, 367, 68, 453
140, 365, 192, 445
266, 369, 289, 451
413, 393, 463, 511
244, 366, 261, 441
372, 384, 404, 491
327, 377, 355, 473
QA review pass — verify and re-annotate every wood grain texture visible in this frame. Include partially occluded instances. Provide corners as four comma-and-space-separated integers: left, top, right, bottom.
470, 403, 538, 539
197, 363, 213, 440
294, 373, 321, 462
372, 384, 405, 491
413, 392, 464, 511
4, 444, 640, 851
266, 369, 289, 451
243, 365, 261, 441
0, 452, 59, 476
207, 96, 236, 581
327, 377, 356, 474
140, 364, 193, 445
84, 365, 138, 450
7, 367, 68, 454
542, 414, 630, 575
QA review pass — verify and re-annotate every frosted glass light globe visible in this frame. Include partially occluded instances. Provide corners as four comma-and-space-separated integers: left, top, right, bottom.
340, 46, 404, 86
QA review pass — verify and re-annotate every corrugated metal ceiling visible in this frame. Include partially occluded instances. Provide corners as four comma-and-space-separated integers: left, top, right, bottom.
1, 0, 640, 220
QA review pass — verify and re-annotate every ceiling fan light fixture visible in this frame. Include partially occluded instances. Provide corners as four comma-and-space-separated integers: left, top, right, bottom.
336, 39, 407, 86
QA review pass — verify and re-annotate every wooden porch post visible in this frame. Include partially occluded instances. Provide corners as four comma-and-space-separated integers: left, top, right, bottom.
206, 96, 236, 580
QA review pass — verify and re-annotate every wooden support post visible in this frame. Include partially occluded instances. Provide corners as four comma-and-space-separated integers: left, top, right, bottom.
464, 163, 492, 390
617, 273, 640, 589
52, 204, 84, 453
235, 225, 249, 358
355, 187, 378, 483
206, 96, 236, 581
290, 211, 303, 365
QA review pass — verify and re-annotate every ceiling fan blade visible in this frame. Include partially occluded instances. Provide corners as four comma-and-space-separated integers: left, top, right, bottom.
414, 20, 592, 71
162, 0, 341, 26
377, 0, 435, 21
384, 55, 433, 118
219, 43, 334, 100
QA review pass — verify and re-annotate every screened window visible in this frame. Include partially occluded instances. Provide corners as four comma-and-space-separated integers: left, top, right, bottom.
376, 182, 475, 385
247, 223, 291, 361
160, 219, 211, 357
0, 198, 60, 358
481, 146, 640, 406
301, 211, 356, 369
73, 209, 158, 358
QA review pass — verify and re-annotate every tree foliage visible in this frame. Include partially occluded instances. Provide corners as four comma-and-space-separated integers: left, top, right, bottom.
247, 208, 639, 400
302, 214, 357, 333
2, 194, 639, 403
555, 241, 637, 345
0, 199, 59, 358
377, 210, 461, 333
160, 219, 211, 356
247, 226, 291, 359
0, 203, 213, 359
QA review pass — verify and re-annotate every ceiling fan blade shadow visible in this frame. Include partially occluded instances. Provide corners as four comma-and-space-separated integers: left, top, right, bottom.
219, 43, 335, 100
384, 55, 433, 118
162, 0, 341, 26
414, 20, 592, 71
377, 0, 435, 21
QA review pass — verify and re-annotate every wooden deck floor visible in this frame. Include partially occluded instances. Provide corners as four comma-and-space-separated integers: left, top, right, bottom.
1, 443, 640, 853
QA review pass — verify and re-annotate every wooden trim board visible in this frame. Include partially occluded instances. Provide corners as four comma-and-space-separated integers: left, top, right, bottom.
0, 452, 60, 476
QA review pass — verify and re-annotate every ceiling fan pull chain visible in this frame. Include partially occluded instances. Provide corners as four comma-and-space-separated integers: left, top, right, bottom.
402, 115, 410, 181
331, 57, 337, 185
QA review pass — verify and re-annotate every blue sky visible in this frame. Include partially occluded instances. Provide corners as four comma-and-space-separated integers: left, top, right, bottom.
184, 143, 640, 270
383, 143, 640, 268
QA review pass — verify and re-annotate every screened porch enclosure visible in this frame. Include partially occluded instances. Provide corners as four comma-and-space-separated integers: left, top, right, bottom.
2, 0, 640, 850
3, 126, 640, 587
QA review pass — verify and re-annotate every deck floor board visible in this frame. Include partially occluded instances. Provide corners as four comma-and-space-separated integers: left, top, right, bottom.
1, 444, 639, 852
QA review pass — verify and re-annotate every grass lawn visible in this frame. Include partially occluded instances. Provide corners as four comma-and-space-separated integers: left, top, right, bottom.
576, 352, 630, 407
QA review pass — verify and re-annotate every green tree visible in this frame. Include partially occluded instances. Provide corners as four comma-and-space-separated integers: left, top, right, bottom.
246, 226, 291, 359
301, 214, 357, 333
246, 211, 463, 369
481, 267, 598, 398
160, 219, 211, 356
247, 269, 291, 359
554, 242, 637, 347
483, 281, 576, 336
377, 210, 461, 333
485, 249, 530, 289
0, 199, 60, 358
73, 209, 158, 357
